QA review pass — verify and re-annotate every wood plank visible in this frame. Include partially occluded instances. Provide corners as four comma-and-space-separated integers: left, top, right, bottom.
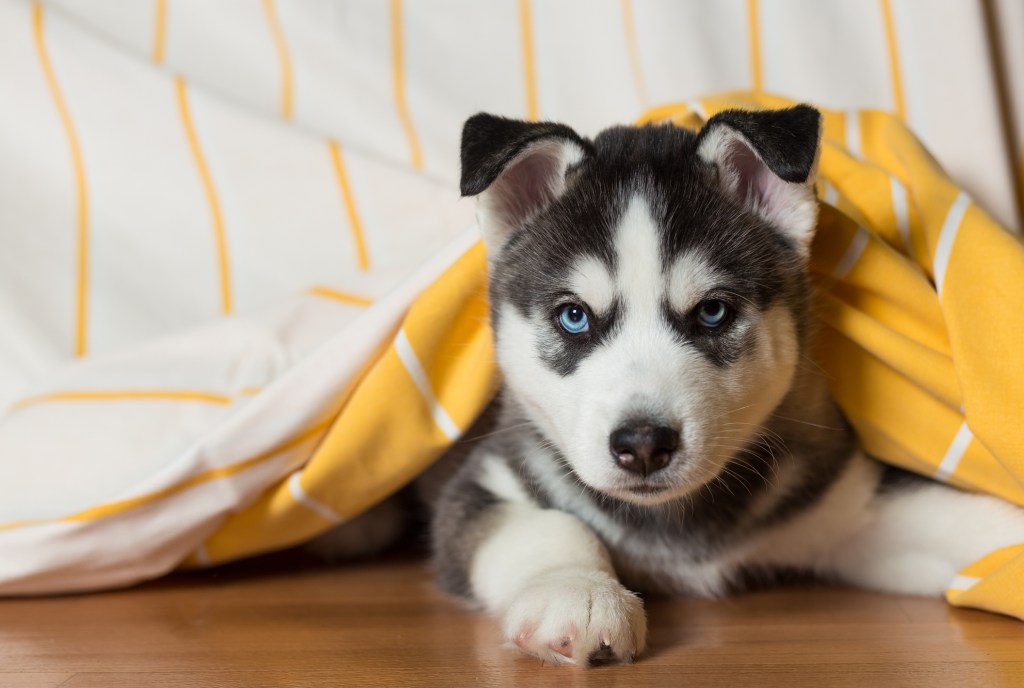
2, 554, 1023, 687
0, 676, 74, 688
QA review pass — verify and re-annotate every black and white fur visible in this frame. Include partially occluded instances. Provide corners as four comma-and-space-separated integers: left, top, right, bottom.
426, 106, 1024, 666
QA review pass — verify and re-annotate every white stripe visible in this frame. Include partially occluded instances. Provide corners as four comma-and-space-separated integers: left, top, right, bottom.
685, 99, 706, 121
833, 227, 870, 279
934, 420, 973, 481
193, 544, 211, 567
948, 574, 981, 591
394, 328, 461, 440
890, 176, 911, 254
845, 110, 860, 158
933, 192, 970, 297
288, 472, 344, 524
823, 180, 839, 206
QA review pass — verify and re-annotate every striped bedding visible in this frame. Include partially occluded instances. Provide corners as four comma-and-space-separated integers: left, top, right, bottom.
0, 0, 1021, 621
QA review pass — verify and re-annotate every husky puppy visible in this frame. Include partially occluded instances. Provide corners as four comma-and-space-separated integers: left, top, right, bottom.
430, 106, 1024, 666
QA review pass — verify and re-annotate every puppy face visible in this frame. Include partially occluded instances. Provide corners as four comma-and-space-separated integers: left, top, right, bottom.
461, 109, 821, 505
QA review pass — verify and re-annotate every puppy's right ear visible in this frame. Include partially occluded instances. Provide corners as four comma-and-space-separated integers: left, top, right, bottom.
460, 113, 591, 254
696, 105, 822, 256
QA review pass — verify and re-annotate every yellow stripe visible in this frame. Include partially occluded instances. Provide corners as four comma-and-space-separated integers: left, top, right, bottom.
152, 0, 167, 63
519, 0, 539, 120
747, 0, 762, 92
879, 0, 906, 119
308, 286, 373, 307
261, 0, 294, 119
176, 76, 233, 315
620, 0, 648, 109
0, 421, 329, 532
327, 140, 371, 271
33, 3, 90, 358
389, 0, 423, 169
11, 389, 234, 412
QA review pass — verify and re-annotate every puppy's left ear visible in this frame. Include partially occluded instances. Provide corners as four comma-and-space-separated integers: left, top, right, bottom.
697, 105, 822, 255
460, 113, 591, 255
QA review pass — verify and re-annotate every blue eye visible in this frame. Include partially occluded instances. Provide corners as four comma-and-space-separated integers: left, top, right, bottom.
558, 304, 590, 334
697, 300, 730, 329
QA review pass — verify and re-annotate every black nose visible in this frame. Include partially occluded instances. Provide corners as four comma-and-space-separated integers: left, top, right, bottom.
609, 423, 679, 477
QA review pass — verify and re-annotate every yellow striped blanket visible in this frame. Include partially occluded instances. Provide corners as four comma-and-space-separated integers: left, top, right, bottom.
2, 87, 1022, 623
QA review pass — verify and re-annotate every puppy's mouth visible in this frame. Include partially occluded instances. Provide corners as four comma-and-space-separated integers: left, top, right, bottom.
604, 478, 680, 504
626, 484, 669, 496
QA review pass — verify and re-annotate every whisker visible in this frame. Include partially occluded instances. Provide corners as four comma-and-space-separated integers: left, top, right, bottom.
767, 412, 842, 431
462, 421, 535, 442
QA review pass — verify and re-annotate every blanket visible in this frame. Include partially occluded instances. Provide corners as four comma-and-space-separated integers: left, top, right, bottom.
1, 3, 1021, 621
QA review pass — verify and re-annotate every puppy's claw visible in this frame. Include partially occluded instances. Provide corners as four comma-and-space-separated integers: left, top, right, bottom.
550, 636, 573, 658
513, 625, 536, 650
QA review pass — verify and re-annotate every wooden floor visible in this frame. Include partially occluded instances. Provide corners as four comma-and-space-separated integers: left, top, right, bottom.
5, 552, 1024, 688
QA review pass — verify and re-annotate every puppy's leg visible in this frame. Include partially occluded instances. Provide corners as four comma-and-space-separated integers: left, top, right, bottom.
433, 456, 645, 666
831, 467, 1024, 595
304, 496, 405, 562
474, 504, 647, 665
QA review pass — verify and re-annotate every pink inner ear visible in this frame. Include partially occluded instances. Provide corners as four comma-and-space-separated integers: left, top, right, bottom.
707, 132, 818, 252
495, 147, 566, 228
723, 138, 778, 215
478, 139, 583, 250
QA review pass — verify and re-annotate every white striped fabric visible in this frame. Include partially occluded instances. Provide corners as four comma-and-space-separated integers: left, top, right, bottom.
288, 472, 345, 524
934, 421, 974, 482
933, 192, 972, 297
394, 328, 462, 441
948, 574, 982, 591
832, 227, 871, 280
890, 177, 911, 254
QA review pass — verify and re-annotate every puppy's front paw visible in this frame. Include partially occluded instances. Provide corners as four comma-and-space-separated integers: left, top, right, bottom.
502, 569, 646, 667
